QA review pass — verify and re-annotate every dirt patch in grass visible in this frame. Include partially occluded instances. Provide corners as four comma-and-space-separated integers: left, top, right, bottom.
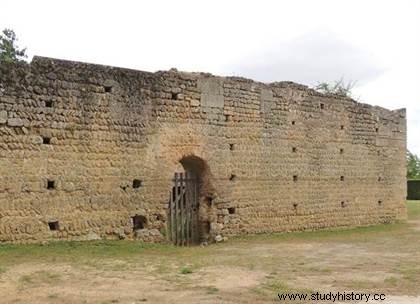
0, 201, 419, 303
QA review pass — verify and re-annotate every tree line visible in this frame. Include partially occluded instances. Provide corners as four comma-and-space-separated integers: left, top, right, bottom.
407, 151, 420, 180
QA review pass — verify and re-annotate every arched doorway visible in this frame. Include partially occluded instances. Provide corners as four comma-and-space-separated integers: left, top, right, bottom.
167, 155, 214, 246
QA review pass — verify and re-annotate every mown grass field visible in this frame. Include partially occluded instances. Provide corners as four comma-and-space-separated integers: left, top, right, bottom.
0, 201, 419, 304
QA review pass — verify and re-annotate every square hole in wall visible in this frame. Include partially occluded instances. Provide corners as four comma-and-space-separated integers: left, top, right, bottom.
378, 200, 383, 206
229, 144, 235, 151
225, 114, 231, 122
375, 127, 379, 132
48, 221, 59, 231
43, 137, 51, 145
320, 103, 325, 109
292, 147, 297, 153
132, 215, 147, 231
228, 207, 236, 214
132, 179, 142, 189
293, 203, 298, 210
293, 175, 298, 182
47, 180, 55, 190
340, 148, 344, 154
340, 176, 345, 181
378, 176, 382, 182
45, 100, 53, 108
205, 196, 213, 206
104, 85, 113, 93
341, 201, 346, 208
229, 174, 237, 181
291, 120, 296, 125
171, 92, 179, 100
340, 125, 345, 130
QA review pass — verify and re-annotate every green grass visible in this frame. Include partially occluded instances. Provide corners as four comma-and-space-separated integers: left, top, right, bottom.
384, 276, 398, 286
0, 201, 417, 269
253, 278, 316, 298
19, 270, 61, 285
0, 240, 178, 267
180, 265, 193, 275
205, 286, 219, 294
407, 200, 420, 218
231, 219, 408, 246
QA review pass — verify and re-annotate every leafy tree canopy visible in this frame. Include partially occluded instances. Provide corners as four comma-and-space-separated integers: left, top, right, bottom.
0, 28, 27, 64
407, 151, 420, 180
314, 78, 357, 99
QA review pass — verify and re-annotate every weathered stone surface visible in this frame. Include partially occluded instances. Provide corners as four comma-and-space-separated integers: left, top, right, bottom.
7, 117, 24, 127
197, 77, 224, 108
214, 235, 223, 242
0, 110, 7, 124
134, 229, 164, 242
31, 136, 43, 145
78, 231, 101, 241
0, 56, 407, 244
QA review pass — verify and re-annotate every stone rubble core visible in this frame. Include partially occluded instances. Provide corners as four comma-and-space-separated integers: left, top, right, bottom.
0, 56, 407, 244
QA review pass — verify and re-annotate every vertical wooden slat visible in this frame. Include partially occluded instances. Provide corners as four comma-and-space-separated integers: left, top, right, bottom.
183, 174, 187, 246
179, 173, 184, 246
172, 186, 176, 243
168, 191, 172, 242
168, 171, 200, 246
178, 176, 182, 246
174, 173, 178, 245
191, 174, 196, 244
185, 172, 190, 246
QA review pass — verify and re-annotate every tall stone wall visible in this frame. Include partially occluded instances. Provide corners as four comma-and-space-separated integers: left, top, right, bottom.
0, 57, 407, 243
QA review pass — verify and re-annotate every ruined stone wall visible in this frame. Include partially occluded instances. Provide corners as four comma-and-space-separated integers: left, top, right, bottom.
0, 57, 407, 243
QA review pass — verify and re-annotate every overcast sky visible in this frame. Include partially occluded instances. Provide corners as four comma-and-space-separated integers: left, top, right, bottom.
1, 0, 419, 154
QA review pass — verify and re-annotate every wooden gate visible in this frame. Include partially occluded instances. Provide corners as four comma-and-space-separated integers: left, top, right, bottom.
167, 172, 199, 246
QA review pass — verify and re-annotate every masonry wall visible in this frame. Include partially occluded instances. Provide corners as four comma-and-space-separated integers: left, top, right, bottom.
0, 57, 407, 243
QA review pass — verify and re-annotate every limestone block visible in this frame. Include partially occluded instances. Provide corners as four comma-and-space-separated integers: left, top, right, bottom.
0, 110, 7, 124
261, 88, 274, 113
197, 78, 224, 108
7, 118, 24, 127
31, 136, 43, 145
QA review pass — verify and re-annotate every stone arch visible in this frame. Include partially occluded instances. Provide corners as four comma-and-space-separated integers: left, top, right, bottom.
170, 155, 216, 244
179, 155, 215, 200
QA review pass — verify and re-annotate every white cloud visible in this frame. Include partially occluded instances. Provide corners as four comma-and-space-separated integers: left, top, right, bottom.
224, 30, 386, 85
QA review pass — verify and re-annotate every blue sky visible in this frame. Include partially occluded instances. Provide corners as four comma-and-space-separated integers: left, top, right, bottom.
1, 0, 419, 154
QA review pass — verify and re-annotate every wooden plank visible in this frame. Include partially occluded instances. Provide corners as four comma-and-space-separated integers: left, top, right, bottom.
191, 174, 197, 244
169, 172, 200, 246
188, 174, 193, 245
185, 172, 190, 246
179, 173, 184, 246
174, 173, 178, 245
168, 191, 172, 242
171, 184, 176, 243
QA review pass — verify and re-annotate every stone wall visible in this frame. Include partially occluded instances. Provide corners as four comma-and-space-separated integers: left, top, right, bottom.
0, 56, 407, 243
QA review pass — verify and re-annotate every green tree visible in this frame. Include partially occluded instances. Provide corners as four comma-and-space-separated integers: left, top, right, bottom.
314, 78, 357, 98
0, 29, 27, 64
407, 151, 420, 180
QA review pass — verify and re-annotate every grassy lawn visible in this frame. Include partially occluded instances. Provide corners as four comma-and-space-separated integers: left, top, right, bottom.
0, 201, 419, 304
1, 201, 418, 264
407, 200, 420, 218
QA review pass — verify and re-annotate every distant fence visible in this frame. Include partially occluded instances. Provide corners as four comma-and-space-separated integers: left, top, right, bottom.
407, 180, 420, 200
